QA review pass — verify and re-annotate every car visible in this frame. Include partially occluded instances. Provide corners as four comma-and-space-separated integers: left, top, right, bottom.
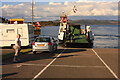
32, 36, 57, 54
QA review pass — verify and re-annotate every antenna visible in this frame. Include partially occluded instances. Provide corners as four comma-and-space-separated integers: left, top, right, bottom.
32, 0, 34, 25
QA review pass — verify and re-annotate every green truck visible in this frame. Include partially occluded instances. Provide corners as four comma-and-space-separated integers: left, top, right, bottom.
59, 25, 94, 48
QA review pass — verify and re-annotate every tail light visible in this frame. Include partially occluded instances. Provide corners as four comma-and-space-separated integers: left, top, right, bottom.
86, 36, 88, 39
32, 42, 35, 45
48, 42, 52, 45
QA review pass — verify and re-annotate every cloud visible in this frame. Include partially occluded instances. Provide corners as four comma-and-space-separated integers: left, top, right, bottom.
18, 3, 24, 6
76, 0, 119, 2
2, 5, 11, 8
91, 9, 118, 16
49, 2, 62, 5
64, 1, 69, 5
1, 2, 118, 21
76, 0, 93, 2
2, 3, 32, 18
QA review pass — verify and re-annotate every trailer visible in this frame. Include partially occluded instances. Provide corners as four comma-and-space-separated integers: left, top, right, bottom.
0, 23, 34, 47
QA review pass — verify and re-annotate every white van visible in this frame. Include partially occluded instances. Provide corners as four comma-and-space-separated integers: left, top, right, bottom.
0, 23, 34, 47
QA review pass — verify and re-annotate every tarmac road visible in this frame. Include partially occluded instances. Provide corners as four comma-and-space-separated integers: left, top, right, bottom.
2, 47, 119, 80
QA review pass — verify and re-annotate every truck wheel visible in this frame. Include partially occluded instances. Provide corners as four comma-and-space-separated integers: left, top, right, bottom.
88, 42, 93, 48
33, 51, 36, 54
55, 46, 57, 51
64, 43, 67, 47
55, 48, 57, 51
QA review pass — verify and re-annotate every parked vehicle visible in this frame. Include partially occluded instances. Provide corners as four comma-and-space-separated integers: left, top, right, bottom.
0, 23, 34, 47
32, 36, 57, 54
58, 6, 94, 48
63, 25, 94, 48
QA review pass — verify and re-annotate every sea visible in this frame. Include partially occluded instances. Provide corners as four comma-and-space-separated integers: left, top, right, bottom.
41, 25, 119, 48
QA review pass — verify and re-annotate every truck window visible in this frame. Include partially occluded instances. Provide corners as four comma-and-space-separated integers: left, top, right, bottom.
7, 29, 14, 33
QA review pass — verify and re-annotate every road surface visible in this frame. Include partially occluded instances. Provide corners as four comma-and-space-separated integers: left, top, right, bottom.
2, 47, 119, 80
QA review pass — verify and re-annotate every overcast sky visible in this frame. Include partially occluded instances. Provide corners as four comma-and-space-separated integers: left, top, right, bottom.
0, 0, 119, 21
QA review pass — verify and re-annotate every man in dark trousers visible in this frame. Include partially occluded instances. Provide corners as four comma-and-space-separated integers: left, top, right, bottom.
13, 34, 21, 62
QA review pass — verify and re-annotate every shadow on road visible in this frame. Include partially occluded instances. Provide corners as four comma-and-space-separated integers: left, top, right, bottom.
2, 73, 18, 77
1, 47, 12, 49
62, 49, 86, 54
1, 46, 31, 49
2, 48, 86, 65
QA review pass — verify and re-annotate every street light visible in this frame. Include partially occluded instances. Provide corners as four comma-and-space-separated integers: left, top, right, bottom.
32, 0, 34, 25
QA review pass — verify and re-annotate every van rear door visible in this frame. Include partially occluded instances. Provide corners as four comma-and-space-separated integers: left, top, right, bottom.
17, 28, 23, 36
3, 27, 15, 46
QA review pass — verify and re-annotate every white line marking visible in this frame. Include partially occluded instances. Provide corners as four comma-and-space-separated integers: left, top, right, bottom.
92, 49, 119, 80
21, 63, 105, 68
32, 49, 65, 80
16, 64, 22, 68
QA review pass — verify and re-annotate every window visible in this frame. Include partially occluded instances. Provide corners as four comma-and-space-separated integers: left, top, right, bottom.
7, 29, 14, 33
35, 37, 50, 42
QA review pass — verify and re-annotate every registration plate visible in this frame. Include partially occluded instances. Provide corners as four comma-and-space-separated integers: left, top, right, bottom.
39, 44, 45, 46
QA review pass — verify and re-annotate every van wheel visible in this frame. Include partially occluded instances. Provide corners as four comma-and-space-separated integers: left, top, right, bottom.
50, 51, 55, 56
33, 51, 36, 54
11, 44, 15, 48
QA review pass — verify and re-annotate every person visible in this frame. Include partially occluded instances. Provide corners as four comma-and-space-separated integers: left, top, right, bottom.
13, 34, 21, 62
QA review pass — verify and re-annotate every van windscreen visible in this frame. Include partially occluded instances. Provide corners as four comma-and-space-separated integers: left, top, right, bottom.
35, 37, 50, 42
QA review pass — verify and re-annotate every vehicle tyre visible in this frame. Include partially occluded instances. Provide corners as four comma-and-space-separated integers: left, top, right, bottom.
55, 46, 57, 51
50, 50, 55, 56
33, 51, 36, 54
55, 48, 57, 51
11, 44, 15, 49
64, 43, 67, 47
88, 42, 93, 48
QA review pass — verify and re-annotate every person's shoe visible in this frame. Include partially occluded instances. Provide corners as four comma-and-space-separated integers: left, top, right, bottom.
13, 56, 18, 63
13, 60, 18, 63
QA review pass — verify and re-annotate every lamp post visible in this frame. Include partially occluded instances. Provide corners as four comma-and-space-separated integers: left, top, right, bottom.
32, 0, 34, 25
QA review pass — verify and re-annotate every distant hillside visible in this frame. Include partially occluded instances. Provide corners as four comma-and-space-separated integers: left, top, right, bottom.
28, 20, 118, 27
1, 17, 118, 26
27, 21, 60, 27
71, 19, 118, 25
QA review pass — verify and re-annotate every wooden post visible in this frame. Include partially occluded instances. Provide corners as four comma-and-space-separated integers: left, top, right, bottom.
32, 0, 34, 25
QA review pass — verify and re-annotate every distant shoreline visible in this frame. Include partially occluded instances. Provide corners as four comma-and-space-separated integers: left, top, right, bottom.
33, 20, 118, 26
69, 19, 118, 25
1, 17, 118, 26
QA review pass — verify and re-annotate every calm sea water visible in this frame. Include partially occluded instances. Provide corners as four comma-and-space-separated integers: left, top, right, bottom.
41, 25, 118, 48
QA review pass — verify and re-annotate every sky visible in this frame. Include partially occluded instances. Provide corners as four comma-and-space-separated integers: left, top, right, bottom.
1, 0, 119, 2
0, 0, 119, 21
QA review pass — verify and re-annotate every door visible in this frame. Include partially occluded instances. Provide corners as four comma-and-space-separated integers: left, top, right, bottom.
0, 28, 3, 47
17, 28, 23, 37
3, 28, 16, 46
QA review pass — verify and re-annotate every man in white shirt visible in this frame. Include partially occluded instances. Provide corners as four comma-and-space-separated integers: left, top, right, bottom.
13, 34, 21, 62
